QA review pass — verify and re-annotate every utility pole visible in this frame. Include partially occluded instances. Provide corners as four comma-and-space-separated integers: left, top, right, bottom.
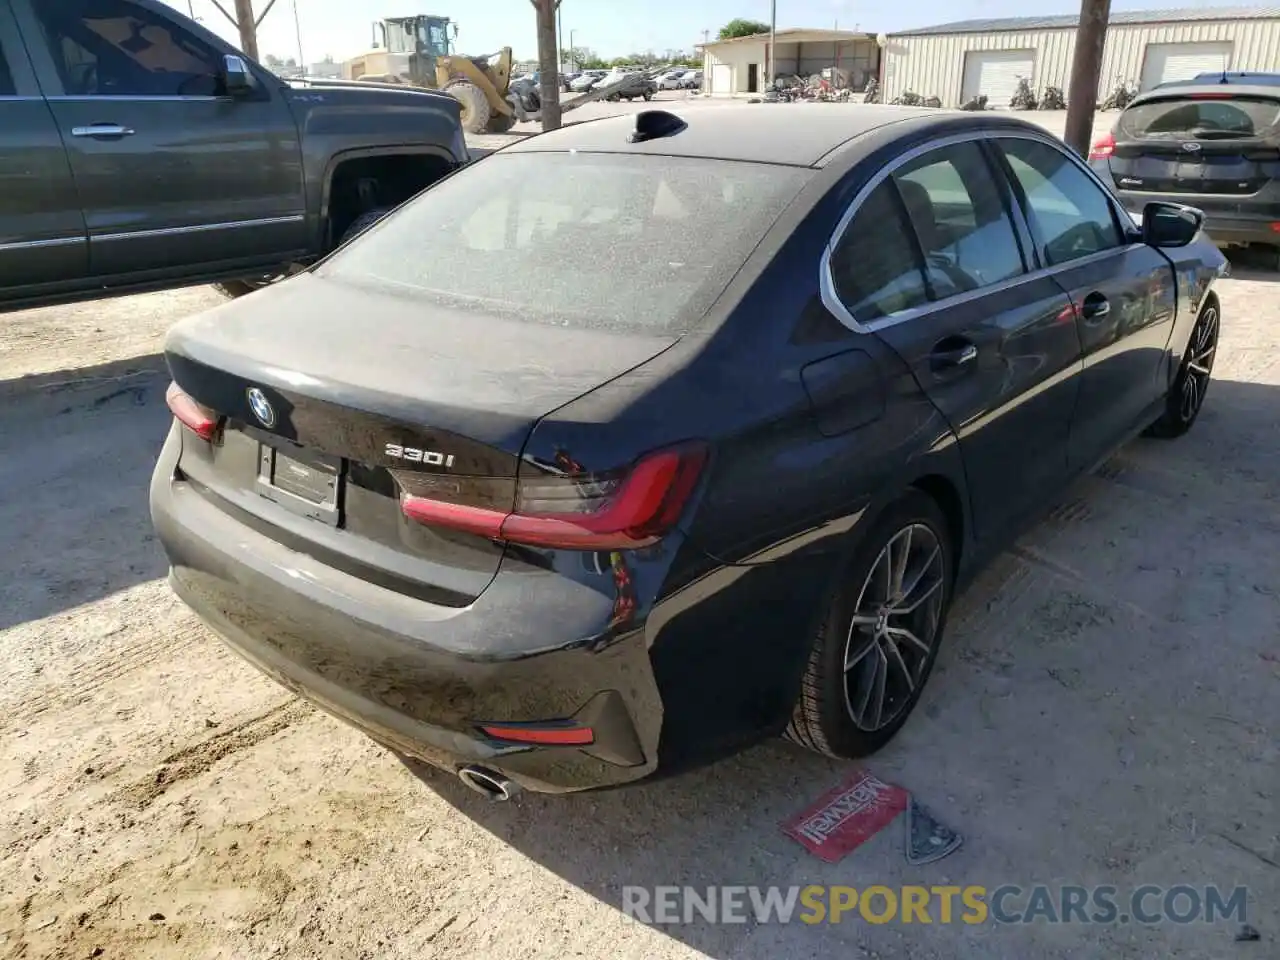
1064, 0, 1111, 157
530, 0, 563, 131
209, 0, 282, 61
768, 0, 777, 88
557, 2, 565, 73
233, 0, 259, 60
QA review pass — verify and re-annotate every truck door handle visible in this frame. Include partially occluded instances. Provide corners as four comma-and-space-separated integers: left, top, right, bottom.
71, 124, 136, 139
1081, 293, 1111, 322
929, 340, 978, 372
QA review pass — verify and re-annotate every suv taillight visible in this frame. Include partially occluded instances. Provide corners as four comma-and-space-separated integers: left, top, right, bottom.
1089, 132, 1116, 160
397, 442, 708, 550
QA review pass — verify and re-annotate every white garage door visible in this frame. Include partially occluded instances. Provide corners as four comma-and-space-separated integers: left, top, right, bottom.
961, 49, 1035, 106
1140, 42, 1234, 90
711, 64, 732, 95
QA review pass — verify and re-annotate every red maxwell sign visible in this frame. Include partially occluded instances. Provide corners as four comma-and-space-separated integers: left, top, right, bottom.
781, 769, 909, 863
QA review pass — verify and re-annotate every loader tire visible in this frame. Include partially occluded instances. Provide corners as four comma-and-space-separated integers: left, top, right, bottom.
446, 81, 491, 134
487, 111, 517, 133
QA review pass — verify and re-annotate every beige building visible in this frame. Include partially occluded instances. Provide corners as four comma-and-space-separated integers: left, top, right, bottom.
882, 6, 1280, 108
700, 28, 881, 96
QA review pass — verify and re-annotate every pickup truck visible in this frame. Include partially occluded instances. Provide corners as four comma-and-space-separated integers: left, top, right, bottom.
0, 0, 469, 310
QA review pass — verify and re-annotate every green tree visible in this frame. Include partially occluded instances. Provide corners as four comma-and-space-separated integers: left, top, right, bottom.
718, 18, 770, 40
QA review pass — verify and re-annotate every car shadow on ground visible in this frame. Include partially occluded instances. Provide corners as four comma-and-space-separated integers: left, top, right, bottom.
399, 376, 1280, 959
0, 353, 171, 631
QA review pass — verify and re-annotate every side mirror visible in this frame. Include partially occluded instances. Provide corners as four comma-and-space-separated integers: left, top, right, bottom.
1142, 201, 1203, 248
222, 54, 255, 96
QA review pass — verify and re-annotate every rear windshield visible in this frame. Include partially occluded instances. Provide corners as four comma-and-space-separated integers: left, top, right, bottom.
1119, 95, 1280, 139
318, 152, 810, 335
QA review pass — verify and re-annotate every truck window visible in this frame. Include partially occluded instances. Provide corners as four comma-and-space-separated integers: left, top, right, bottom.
34, 0, 224, 98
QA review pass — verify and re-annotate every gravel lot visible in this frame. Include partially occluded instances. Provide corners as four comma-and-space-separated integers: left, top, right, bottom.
2, 103, 1278, 960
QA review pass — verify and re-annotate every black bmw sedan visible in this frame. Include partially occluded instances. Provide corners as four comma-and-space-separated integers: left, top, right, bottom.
152, 106, 1227, 798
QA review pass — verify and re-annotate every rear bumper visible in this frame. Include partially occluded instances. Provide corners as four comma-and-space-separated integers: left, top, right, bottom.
1109, 188, 1280, 246
149, 425, 662, 794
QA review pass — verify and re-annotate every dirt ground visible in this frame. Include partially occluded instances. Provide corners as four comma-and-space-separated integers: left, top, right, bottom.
2, 105, 1278, 960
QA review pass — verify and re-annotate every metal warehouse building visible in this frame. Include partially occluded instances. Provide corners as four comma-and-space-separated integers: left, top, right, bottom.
881, 6, 1280, 108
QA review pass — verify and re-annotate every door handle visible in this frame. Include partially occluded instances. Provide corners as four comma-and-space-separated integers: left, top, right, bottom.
1081, 293, 1111, 322
929, 341, 978, 372
71, 124, 136, 139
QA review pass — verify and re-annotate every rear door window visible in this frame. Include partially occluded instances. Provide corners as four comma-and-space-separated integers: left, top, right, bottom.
319, 152, 810, 335
892, 141, 1027, 297
999, 138, 1125, 266
1118, 96, 1280, 139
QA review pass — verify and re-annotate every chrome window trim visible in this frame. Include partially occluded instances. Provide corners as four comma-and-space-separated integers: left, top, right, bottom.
820, 128, 1142, 335
0, 95, 42, 101
45, 95, 232, 102
95, 214, 305, 243
0, 235, 86, 252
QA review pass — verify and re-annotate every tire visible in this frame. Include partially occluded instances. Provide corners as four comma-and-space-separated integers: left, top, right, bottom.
487, 110, 517, 133
642, 90, 653, 101
445, 80, 491, 134
339, 208, 392, 247
785, 490, 954, 758
213, 275, 279, 299
1145, 297, 1220, 439
607, 93, 620, 102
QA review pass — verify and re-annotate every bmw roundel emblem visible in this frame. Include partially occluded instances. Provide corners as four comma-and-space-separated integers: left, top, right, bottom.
246, 387, 276, 428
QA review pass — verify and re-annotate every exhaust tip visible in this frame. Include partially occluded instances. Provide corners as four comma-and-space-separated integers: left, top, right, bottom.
457, 765, 521, 802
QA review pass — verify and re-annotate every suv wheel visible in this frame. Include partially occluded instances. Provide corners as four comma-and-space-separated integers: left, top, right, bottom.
785, 490, 954, 758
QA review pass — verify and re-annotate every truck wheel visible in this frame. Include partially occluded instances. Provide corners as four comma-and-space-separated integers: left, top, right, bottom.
445, 81, 491, 134
214, 275, 278, 299
339, 208, 392, 246
642, 90, 653, 101
607, 93, 620, 102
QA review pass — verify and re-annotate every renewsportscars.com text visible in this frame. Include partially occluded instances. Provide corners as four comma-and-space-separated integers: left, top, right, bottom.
622, 884, 1248, 926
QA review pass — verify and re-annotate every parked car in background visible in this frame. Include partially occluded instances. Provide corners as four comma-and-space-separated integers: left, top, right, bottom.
1155, 71, 1280, 90
154, 106, 1225, 798
561, 71, 581, 92
679, 70, 703, 90
1089, 81, 1280, 263
604, 73, 657, 102
658, 71, 688, 90
0, 0, 468, 311
569, 70, 607, 93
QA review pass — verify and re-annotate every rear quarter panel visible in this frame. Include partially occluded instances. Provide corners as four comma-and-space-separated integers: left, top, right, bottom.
518, 154, 969, 766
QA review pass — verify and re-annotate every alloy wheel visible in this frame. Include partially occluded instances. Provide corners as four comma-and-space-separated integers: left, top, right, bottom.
842, 523, 946, 732
1180, 305, 1219, 423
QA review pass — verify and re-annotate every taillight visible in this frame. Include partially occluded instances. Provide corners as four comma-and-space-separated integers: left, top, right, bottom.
165, 382, 220, 441
1089, 132, 1116, 160
398, 441, 708, 550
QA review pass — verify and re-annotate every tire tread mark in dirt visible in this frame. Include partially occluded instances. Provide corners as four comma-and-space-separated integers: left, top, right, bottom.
2, 628, 202, 726
113, 699, 313, 810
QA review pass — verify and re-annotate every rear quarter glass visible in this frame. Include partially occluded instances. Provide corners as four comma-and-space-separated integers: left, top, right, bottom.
315, 153, 811, 336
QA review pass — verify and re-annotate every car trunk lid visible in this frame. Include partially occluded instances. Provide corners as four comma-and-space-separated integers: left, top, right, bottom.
164, 273, 675, 605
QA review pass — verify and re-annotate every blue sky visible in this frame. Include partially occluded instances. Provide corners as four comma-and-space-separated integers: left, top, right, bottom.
164, 0, 1246, 64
